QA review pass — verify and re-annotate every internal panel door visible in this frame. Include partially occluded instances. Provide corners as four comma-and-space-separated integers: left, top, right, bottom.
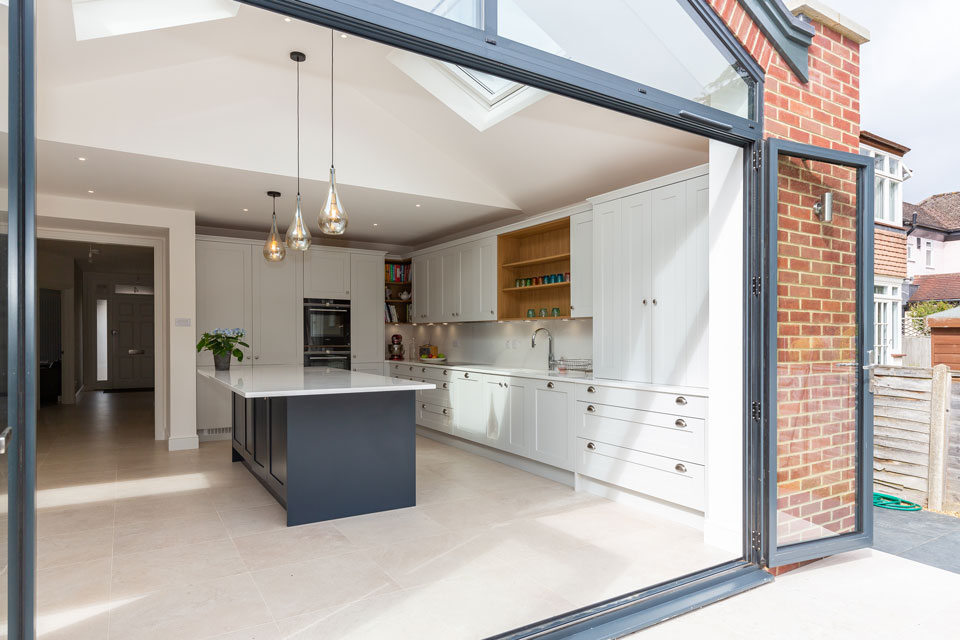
764, 138, 874, 567
112, 293, 154, 388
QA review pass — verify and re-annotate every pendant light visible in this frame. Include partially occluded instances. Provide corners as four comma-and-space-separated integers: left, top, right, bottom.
285, 51, 312, 251
319, 32, 347, 235
263, 190, 286, 262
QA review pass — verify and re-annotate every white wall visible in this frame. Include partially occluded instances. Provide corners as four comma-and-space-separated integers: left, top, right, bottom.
34, 193, 198, 450
386, 318, 592, 369
907, 236, 960, 277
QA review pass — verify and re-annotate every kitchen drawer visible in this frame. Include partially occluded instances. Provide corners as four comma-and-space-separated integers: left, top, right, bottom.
412, 365, 448, 383
450, 370, 478, 381
576, 438, 705, 511
577, 402, 704, 464
418, 378, 451, 407
417, 401, 453, 434
577, 384, 706, 419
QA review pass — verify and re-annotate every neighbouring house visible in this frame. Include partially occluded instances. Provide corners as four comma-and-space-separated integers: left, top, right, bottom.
860, 131, 911, 365
903, 192, 960, 277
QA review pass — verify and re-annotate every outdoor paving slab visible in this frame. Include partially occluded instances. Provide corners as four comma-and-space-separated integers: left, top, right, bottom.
899, 530, 960, 574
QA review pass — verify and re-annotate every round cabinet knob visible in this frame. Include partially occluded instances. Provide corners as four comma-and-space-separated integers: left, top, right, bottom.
642, 299, 647, 305
464, 372, 470, 379
587, 386, 596, 393
675, 396, 687, 406
586, 442, 596, 450
570, 305, 575, 311
442, 409, 449, 415
675, 418, 687, 428
254, 356, 259, 360
652, 299, 658, 305
421, 404, 426, 409
547, 382, 555, 389
586, 405, 596, 413
490, 310, 495, 314
352, 355, 357, 359
675, 463, 687, 473
443, 370, 448, 376
408, 366, 413, 371
442, 383, 448, 389
421, 367, 426, 373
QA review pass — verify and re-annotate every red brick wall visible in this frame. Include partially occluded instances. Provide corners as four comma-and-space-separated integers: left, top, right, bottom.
707, 0, 864, 574
875, 227, 907, 279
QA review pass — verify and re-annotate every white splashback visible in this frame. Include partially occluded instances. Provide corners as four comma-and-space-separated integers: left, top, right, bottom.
384, 318, 592, 369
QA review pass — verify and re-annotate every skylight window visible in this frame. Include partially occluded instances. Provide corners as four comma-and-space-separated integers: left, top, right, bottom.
389, 51, 546, 131
71, 0, 240, 41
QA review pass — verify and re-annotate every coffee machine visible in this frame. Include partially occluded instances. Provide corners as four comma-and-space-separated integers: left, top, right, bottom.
387, 334, 404, 360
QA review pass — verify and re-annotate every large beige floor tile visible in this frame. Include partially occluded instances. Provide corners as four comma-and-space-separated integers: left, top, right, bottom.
232, 522, 357, 571
331, 507, 448, 547
113, 512, 229, 556
37, 526, 115, 570
207, 622, 283, 640
36, 557, 112, 621
251, 552, 400, 620
111, 539, 246, 598
219, 503, 288, 538
113, 491, 216, 526
37, 503, 116, 538
107, 573, 274, 640
369, 530, 513, 588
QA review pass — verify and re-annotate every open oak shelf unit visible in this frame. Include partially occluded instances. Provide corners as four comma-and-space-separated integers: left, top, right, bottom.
497, 218, 571, 321
385, 258, 412, 324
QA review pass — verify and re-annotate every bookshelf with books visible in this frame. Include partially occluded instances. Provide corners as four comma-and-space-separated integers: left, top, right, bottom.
385, 258, 413, 324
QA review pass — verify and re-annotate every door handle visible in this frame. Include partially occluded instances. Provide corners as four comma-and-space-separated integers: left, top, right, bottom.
127, 349, 146, 355
0, 426, 12, 455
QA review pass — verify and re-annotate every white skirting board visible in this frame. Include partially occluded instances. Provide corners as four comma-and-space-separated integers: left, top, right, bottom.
168, 434, 200, 451
574, 474, 705, 530
415, 427, 574, 487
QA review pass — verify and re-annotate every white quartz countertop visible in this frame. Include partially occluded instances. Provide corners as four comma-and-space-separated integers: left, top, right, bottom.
198, 365, 435, 398
385, 360, 708, 397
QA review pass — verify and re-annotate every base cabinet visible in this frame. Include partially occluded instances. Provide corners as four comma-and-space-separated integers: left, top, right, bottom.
482, 375, 526, 454
527, 379, 575, 471
232, 394, 287, 502
451, 372, 484, 441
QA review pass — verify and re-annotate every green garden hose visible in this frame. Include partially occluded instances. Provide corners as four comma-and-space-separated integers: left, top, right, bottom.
873, 492, 922, 511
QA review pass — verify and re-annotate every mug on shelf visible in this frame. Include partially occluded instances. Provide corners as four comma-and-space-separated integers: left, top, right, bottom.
551, 307, 561, 317
526, 308, 536, 318
539, 308, 548, 317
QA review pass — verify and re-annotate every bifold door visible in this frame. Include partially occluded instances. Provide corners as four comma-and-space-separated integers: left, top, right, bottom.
763, 138, 875, 568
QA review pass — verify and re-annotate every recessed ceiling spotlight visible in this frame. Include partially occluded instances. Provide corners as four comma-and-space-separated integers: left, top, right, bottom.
340, 33, 347, 38
243, 208, 249, 212
373, 223, 379, 227
415, 203, 421, 207
87, 189, 95, 194
284, 17, 291, 22
78, 157, 87, 162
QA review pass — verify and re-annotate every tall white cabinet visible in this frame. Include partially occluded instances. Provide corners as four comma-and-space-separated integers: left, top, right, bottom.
252, 252, 302, 365
350, 252, 386, 369
570, 210, 594, 318
591, 170, 709, 388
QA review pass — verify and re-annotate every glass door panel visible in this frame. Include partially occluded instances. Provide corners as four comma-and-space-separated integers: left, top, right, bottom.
765, 138, 874, 567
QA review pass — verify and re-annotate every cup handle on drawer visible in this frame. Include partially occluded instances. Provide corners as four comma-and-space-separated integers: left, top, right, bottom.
464, 372, 470, 379
587, 386, 596, 393
675, 463, 687, 473
442, 383, 448, 389
586, 405, 596, 413
675, 418, 687, 428
675, 396, 687, 406
586, 442, 596, 450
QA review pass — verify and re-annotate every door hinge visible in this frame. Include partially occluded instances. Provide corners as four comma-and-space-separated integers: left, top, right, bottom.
751, 275, 762, 296
751, 401, 762, 421
752, 147, 763, 170
751, 529, 761, 551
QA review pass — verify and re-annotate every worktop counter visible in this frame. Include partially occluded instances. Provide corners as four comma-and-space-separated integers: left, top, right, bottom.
198, 364, 435, 398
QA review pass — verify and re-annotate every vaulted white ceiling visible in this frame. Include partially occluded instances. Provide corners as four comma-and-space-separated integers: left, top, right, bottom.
0, 2, 708, 246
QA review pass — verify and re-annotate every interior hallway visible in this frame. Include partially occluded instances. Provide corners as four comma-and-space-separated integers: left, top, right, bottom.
14, 391, 732, 639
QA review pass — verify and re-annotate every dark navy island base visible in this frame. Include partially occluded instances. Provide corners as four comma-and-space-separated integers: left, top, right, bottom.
230, 390, 417, 526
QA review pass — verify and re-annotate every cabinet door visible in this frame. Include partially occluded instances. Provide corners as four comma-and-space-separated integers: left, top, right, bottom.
197, 375, 232, 433
592, 199, 623, 379
412, 255, 428, 322
253, 398, 268, 469
452, 374, 483, 442
681, 175, 709, 388
482, 375, 509, 446
303, 249, 351, 299
649, 182, 689, 386
479, 237, 498, 321
427, 253, 443, 322
621, 191, 654, 383
441, 250, 462, 321
570, 211, 594, 318
350, 253, 386, 365
196, 240, 252, 365
252, 249, 302, 365
232, 392, 245, 450
459, 243, 481, 321
527, 379, 575, 471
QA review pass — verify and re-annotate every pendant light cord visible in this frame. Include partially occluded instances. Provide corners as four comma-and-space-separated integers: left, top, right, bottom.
330, 32, 335, 168
296, 58, 301, 196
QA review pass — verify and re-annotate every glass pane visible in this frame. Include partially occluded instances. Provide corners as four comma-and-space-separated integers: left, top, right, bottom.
776, 152, 860, 547
874, 177, 884, 220
97, 299, 109, 381
874, 153, 887, 174
1, 4, 8, 633
393, 0, 481, 27
498, 0, 753, 118
888, 157, 900, 177
888, 181, 899, 224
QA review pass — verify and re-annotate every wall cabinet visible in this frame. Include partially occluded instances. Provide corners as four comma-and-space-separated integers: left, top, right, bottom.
569, 210, 593, 318
350, 253, 385, 364
303, 248, 351, 300
592, 173, 709, 387
411, 237, 497, 323
441, 249, 462, 321
411, 255, 428, 322
252, 250, 302, 365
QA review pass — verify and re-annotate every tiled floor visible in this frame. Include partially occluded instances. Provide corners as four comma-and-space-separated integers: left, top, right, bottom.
873, 505, 960, 574
9, 390, 734, 639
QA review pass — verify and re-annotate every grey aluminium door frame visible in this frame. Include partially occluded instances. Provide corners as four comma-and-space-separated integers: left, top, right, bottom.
762, 138, 875, 568
7, 1, 38, 639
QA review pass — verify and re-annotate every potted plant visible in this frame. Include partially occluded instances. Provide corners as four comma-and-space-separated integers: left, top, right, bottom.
196, 328, 249, 371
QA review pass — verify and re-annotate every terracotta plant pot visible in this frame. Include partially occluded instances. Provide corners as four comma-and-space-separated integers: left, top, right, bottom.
213, 353, 232, 371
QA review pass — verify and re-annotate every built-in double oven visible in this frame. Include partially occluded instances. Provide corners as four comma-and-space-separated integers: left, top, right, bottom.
303, 298, 351, 368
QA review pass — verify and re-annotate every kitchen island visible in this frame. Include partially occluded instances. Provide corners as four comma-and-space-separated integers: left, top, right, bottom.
197, 364, 435, 526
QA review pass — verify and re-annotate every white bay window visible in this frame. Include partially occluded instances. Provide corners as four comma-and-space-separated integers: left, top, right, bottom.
873, 277, 903, 365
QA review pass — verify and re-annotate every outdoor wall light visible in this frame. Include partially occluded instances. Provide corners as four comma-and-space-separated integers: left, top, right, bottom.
813, 192, 833, 223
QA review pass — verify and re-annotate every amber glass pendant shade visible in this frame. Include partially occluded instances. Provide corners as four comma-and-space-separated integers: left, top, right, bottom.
285, 192, 312, 251
263, 190, 286, 262
319, 166, 347, 235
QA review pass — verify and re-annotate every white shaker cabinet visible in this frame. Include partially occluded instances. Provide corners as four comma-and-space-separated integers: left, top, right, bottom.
440, 249, 462, 321
458, 243, 480, 321
350, 252, 386, 365
427, 253, 443, 322
482, 374, 526, 455
479, 237, 498, 321
526, 378, 575, 471
622, 191, 654, 383
569, 210, 593, 318
252, 249, 302, 365
303, 248, 351, 300
195, 240, 253, 365
592, 198, 623, 380
411, 255, 428, 322
451, 371, 484, 441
